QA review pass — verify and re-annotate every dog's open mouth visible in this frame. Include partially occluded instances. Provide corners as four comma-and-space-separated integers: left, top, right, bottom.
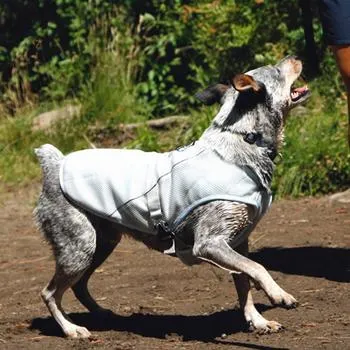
291, 85, 309, 102
290, 85, 310, 104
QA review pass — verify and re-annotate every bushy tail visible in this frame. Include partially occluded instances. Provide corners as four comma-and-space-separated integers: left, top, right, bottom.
35, 144, 64, 189
34, 144, 65, 242
35, 144, 63, 166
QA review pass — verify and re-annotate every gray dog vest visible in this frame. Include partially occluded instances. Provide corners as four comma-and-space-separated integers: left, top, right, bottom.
59, 144, 272, 235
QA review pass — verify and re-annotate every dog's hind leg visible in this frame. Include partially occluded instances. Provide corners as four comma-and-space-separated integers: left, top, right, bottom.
38, 210, 98, 338
41, 268, 92, 338
38, 211, 97, 339
231, 240, 283, 333
34, 144, 97, 338
72, 221, 122, 316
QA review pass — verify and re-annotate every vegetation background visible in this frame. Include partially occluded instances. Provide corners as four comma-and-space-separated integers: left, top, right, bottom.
0, 0, 349, 197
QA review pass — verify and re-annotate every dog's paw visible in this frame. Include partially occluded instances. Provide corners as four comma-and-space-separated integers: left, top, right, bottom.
64, 325, 91, 339
246, 313, 284, 334
253, 320, 284, 335
269, 290, 298, 309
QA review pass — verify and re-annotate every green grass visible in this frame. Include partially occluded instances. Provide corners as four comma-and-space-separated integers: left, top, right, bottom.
0, 46, 148, 188
80, 47, 148, 127
273, 95, 350, 198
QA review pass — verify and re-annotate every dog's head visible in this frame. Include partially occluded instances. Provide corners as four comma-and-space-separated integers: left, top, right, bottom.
196, 56, 310, 158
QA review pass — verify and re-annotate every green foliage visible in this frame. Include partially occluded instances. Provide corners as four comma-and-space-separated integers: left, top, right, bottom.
178, 106, 215, 145
0, 0, 343, 115
81, 29, 148, 126
273, 98, 350, 198
127, 126, 161, 152
135, 0, 331, 115
0, 0, 129, 109
0, 0, 349, 197
0, 25, 147, 186
0, 111, 40, 184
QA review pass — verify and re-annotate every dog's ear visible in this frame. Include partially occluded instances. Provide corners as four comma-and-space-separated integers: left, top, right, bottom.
232, 74, 264, 93
195, 83, 230, 105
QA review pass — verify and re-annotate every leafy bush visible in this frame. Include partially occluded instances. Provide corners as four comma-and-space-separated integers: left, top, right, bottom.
135, 0, 341, 115
0, 22, 147, 185
0, 0, 128, 110
273, 98, 350, 197
0, 0, 342, 115
0, 0, 348, 197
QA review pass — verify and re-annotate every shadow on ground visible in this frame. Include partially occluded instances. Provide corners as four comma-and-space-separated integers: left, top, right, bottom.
250, 246, 350, 282
29, 246, 348, 347
30, 305, 278, 344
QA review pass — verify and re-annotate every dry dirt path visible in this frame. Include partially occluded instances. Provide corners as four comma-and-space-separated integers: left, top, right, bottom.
0, 184, 349, 349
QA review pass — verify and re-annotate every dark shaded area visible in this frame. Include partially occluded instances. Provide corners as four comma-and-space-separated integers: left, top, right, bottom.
0, 0, 61, 81
250, 246, 350, 283
299, 0, 320, 78
30, 304, 279, 344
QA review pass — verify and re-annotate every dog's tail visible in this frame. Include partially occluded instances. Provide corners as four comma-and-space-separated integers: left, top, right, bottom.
35, 144, 63, 166
34, 144, 65, 243
34, 144, 64, 191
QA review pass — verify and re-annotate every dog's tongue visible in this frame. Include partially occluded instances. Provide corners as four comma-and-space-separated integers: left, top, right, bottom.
291, 85, 309, 101
294, 86, 308, 93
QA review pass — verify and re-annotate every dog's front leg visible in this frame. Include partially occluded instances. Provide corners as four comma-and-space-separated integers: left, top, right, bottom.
231, 240, 284, 333
193, 237, 297, 310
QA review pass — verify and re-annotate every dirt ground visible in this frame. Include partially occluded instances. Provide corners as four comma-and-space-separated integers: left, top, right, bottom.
0, 184, 349, 350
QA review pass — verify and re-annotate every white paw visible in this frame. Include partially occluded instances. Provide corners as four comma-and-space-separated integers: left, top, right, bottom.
269, 290, 298, 309
64, 325, 91, 338
246, 310, 284, 334
251, 320, 284, 334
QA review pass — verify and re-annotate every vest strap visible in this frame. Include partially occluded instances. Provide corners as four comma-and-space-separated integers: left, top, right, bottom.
145, 186, 174, 241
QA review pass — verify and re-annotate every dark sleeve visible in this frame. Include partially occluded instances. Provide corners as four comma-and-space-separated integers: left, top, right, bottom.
319, 0, 350, 45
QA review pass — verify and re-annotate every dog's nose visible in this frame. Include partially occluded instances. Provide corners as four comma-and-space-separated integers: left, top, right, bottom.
284, 55, 301, 63
291, 56, 303, 65
290, 55, 300, 61
277, 55, 303, 74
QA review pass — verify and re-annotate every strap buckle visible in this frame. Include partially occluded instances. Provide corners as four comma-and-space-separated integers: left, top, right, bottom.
155, 221, 174, 241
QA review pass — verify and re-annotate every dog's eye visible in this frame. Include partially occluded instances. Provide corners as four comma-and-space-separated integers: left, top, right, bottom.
276, 68, 281, 75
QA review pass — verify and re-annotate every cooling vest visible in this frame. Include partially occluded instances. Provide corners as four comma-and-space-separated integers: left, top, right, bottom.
59, 143, 272, 235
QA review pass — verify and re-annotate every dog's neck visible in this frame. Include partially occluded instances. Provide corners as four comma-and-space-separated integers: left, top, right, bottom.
199, 129, 275, 189
197, 89, 285, 189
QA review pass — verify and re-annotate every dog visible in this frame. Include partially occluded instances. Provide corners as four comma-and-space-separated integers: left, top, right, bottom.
34, 56, 310, 338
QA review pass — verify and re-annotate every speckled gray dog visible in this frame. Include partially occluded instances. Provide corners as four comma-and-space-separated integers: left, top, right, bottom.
34, 56, 310, 338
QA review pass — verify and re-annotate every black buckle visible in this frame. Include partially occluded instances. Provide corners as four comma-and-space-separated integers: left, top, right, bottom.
155, 221, 174, 241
